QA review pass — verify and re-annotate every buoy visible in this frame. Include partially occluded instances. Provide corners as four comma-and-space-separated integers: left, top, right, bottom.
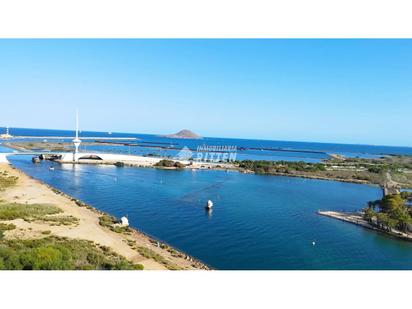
205, 200, 213, 209
312, 241, 316, 246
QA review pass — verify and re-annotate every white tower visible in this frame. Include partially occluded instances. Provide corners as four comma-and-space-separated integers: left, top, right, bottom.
72, 110, 82, 161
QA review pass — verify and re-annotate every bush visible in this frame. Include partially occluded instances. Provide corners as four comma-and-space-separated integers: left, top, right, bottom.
0, 223, 16, 239
238, 160, 327, 175
173, 162, 186, 169
137, 246, 181, 270
99, 215, 129, 233
368, 166, 384, 173
155, 160, 176, 168
154, 160, 186, 169
0, 172, 18, 191
0, 223, 16, 231
0, 236, 142, 270
0, 201, 62, 221
40, 215, 79, 226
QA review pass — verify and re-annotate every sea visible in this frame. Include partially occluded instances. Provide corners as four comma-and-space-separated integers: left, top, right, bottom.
2, 127, 412, 269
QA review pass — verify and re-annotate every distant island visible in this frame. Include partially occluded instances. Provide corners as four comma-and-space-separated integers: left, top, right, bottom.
162, 129, 202, 139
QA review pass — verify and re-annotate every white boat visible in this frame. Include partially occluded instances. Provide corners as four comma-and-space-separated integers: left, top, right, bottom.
205, 200, 214, 209
120, 216, 129, 226
32, 156, 41, 164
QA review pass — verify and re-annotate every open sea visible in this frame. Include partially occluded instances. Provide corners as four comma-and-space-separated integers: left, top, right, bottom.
2, 127, 412, 269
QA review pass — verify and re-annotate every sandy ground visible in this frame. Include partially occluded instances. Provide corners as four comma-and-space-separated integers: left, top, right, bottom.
0, 163, 208, 270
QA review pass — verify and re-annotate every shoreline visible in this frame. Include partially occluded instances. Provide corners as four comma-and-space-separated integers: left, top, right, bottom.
318, 210, 412, 242
0, 162, 210, 270
244, 170, 375, 186
3, 141, 411, 189
35, 174, 211, 270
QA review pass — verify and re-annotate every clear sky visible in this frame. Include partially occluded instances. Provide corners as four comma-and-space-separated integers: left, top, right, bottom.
0, 39, 411, 146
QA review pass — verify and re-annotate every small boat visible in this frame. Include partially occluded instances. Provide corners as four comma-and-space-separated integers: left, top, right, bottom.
108, 132, 112, 135
205, 200, 213, 210
120, 216, 129, 226
49, 167, 55, 171
32, 156, 41, 164
312, 241, 316, 246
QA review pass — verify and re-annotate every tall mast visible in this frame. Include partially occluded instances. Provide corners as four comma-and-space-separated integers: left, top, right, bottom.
75, 109, 79, 139
73, 109, 82, 161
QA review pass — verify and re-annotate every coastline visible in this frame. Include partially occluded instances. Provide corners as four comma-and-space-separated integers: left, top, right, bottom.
245, 170, 375, 185
318, 210, 412, 242
0, 162, 210, 270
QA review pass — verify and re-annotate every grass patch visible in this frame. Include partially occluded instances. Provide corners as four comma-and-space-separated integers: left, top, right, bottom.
0, 223, 16, 240
126, 239, 137, 250
0, 236, 144, 270
99, 214, 130, 234
0, 171, 18, 191
0, 223, 16, 231
0, 201, 62, 221
137, 246, 181, 270
40, 215, 79, 226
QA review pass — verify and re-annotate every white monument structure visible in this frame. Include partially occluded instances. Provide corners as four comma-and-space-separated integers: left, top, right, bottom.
72, 110, 82, 162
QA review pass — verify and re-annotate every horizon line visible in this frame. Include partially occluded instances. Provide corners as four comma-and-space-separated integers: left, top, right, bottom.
1, 125, 412, 149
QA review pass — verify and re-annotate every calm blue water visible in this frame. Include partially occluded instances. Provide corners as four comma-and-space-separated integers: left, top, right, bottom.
3, 127, 412, 162
7, 155, 412, 270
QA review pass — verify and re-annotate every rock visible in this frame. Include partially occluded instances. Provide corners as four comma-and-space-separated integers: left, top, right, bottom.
162, 129, 202, 139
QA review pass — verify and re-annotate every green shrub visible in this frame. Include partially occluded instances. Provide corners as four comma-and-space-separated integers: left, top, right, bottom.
0, 223, 16, 231
173, 162, 186, 169
154, 160, 186, 169
0, 201, 62, 221
41, 215, 79, 226
0, 173, 18, 191
137, 246, 181, 270
0, 223, 16, 240
155, 159, 176, 168
99, 214, 117, 228
99, 215, 129, 233
0, 236, 142, 270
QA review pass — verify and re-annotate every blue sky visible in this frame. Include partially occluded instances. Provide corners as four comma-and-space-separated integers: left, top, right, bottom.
0, 39, 411, 146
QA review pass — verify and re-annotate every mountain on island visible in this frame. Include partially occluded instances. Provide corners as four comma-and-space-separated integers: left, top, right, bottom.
162, 129, 202, 139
